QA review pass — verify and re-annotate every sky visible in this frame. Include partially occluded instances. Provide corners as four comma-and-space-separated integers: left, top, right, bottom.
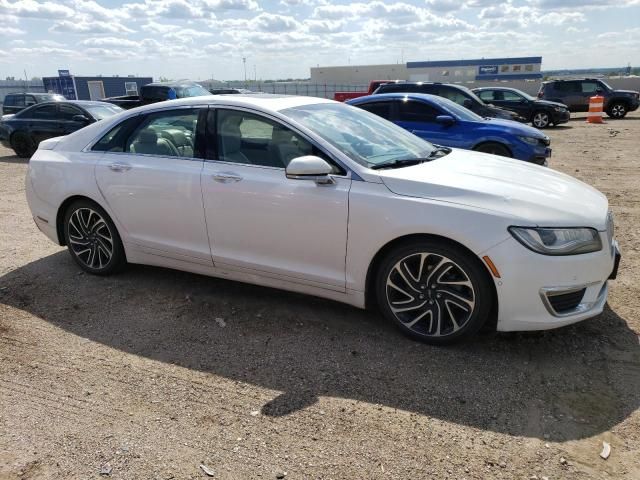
0, 0, 639, 82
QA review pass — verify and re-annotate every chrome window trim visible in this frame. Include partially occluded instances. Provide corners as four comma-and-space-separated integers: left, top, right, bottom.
539, 281, 603, 317
83, 104, 208, 153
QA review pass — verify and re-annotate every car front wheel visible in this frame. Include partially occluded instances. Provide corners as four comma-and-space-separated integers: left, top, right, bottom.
64, 200, 126, 275
473, 142, 511, 158
532, 111, 551, 128
376, 240, 494, 344
607, 102, 627, 119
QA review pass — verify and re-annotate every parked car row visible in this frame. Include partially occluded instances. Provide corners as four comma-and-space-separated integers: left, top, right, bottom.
24, 94, 620, 345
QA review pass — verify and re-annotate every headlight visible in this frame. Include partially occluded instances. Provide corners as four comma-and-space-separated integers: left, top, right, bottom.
517, 135, 540, 146
554, 106, 565, 112
509, 227, 602, 255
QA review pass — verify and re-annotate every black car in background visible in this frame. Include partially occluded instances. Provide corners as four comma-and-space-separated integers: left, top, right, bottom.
209, 87, 253, 94
0, 101, 123, 158
2, 92, 66, 115
373, 82, 525, 122
105, 81, 212, 109
538, 78, 640, 119
472, 87, 570, 128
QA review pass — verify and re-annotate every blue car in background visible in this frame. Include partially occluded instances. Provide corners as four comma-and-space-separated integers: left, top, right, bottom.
347, 93, 551, 165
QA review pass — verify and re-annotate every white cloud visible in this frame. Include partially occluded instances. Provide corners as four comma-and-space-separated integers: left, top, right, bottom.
0, 0, 74, 19
0, 25, 24, 35
49, 19, 135, 34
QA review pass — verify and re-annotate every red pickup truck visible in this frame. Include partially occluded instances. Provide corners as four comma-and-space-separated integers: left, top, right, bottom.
334, 80, 401, 102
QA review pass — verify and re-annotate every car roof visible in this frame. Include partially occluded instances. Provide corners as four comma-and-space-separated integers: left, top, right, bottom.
7, 92, 63, 96
350, 92, 445, 104
127, 94, 335, 114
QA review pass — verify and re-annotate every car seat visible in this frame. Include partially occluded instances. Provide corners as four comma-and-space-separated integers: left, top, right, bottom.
131, 129, 179, 157
218, 116, 250, 164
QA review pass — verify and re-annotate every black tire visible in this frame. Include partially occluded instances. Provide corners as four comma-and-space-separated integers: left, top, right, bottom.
10, 132, 36, 158
531, 110, 551, 129
473, 142, 511, 158
63, 199, 126, 275
606, 102, 627, 119
375, 239, 495, 344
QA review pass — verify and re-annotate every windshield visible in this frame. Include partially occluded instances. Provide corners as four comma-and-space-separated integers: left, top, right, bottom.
281, 103, 435, 168
175, 85, 212, 98
84, 104, 124, 121
432, 96, 483, 122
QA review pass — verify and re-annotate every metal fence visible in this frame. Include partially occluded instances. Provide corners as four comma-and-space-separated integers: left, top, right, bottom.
210, 82, 368, 99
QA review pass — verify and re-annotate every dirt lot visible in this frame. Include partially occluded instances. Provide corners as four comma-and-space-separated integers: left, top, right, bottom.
1, 113, 639, 480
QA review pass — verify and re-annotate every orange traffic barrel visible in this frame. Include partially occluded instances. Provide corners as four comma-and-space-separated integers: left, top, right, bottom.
587, 94, 605, 123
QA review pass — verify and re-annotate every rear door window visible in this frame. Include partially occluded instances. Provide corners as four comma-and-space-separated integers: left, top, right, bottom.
28, 104, 57, 119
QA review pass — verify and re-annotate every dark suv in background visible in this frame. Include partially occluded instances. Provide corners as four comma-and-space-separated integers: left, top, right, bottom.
2, 92, 66, 115
472, 87, 570, 128
538, 78, 639, 119
373, 82, 525, 122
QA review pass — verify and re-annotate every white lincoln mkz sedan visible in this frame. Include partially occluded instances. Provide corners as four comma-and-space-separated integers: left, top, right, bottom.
25, 95, 620, 344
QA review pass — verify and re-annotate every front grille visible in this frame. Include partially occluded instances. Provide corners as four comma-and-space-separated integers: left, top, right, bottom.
548, 289, 586, 314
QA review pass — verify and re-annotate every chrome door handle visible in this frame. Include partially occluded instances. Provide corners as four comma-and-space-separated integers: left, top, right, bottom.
212, 172, 242, 183
109, 162, 132, 172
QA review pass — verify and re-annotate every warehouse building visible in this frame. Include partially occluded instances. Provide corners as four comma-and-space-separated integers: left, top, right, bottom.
310, 56, 542, 84
42, 70, 153, 101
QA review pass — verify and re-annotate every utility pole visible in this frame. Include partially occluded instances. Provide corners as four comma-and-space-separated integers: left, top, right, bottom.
254, 64, 257, 82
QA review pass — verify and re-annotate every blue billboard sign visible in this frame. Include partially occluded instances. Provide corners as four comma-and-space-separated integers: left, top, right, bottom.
478, 65, 498, 75
58, 69, 71, 77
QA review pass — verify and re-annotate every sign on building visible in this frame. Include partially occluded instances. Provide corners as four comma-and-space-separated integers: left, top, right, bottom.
478, 65, 498, 75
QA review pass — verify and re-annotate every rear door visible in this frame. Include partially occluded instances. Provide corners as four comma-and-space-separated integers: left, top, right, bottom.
23, 104, 63, 144
94, 107, 211, 264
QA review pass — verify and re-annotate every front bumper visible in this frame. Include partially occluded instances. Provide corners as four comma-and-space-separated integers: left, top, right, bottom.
482, 232, 617, 332
551, 109, 571, 125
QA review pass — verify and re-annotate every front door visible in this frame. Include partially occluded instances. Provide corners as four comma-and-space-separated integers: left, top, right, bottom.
94, 107, 211, 265
393, 99, 468, 149
201, 108, 350, 290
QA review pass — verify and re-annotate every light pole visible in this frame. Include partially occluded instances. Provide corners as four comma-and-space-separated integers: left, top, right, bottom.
242, 57, 247, 85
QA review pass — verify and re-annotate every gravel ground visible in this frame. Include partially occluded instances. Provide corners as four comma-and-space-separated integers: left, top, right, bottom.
1, 113, 639, 479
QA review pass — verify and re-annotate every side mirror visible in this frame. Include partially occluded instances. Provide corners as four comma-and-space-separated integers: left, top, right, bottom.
436, 115, 455, 126
72, 114, 91, 124
463, 99, 474, 109
286, 156, 335, 185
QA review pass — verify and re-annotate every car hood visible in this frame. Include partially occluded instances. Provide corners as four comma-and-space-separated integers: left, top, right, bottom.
614, 89, 639, 95
378, 148, 608, 229
534, 99, 567, 109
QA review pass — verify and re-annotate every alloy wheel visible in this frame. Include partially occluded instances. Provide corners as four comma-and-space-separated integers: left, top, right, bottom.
611, 104, 626, 118
67, 208, 114, 269
385, 252, 476, 338
533, 112, 549, 128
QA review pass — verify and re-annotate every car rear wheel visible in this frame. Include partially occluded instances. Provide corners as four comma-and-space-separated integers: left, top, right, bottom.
375, 240, 494, 344
10, 132, 36, 158
607, 102, 627, 119
473, 142, 511, 158
64, 200, 126, 275
532, 111, 551, 128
